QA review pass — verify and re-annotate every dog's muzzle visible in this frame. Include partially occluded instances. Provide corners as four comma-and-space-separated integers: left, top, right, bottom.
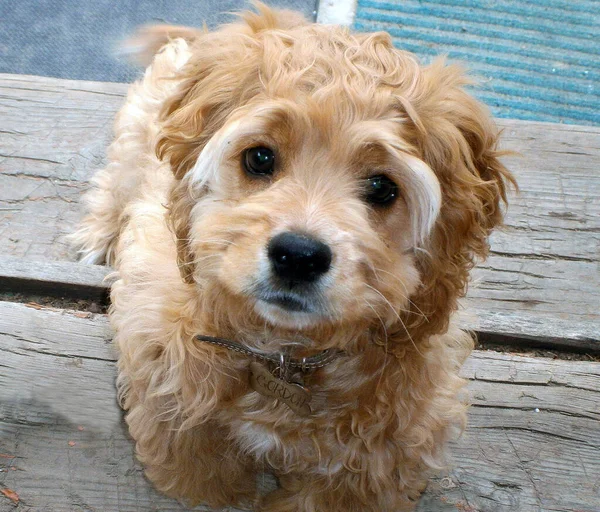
250, 231, 332, 315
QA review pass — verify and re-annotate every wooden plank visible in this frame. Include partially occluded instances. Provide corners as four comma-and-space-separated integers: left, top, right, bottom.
0, 73, 599, 349
461, 120, 600, 350
1, 302, 598, 512
0, 74, 126, 261
421, 351, 600, 512
0, 255, 112, 300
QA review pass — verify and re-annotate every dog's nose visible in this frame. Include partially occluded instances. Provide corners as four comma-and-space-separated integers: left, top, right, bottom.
268, 232, 332, 284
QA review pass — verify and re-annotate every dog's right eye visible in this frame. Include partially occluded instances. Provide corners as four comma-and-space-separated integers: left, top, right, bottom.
243, 147, 275, 176
363, 174, 399, 207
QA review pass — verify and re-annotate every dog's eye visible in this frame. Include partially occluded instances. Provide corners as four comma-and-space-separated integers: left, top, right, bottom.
243, 147, 275, 176
364, 175, 399, 206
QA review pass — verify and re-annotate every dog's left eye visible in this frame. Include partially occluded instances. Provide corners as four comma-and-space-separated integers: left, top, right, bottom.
364, 175, 399, 206
243, 147, 275, 176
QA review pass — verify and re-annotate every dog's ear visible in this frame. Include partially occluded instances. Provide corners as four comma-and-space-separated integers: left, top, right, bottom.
154, 37, 252, 283
400, 59, 517, 340
154, 29, 261, 284
153, 5, 308, 283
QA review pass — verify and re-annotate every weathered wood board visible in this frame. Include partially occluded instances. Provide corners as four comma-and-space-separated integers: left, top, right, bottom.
1, 301, 598, 512
463, 122, 600, 350
0, 301, 218, 512
0, 74, 125, 261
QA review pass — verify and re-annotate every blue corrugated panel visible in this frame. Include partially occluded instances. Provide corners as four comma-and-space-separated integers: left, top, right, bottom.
354, 0, 599, 125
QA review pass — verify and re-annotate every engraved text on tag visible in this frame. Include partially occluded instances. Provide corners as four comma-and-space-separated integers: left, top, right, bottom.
249, 362, 311, 416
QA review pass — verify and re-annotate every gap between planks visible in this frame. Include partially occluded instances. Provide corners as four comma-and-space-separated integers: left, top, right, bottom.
0, 255, 112, 301
1, 255, 597, 356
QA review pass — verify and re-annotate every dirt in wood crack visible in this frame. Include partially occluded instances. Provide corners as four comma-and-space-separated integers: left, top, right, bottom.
475, 340, 600, 362
1, 291, 597, 362
0, 291, 107, 313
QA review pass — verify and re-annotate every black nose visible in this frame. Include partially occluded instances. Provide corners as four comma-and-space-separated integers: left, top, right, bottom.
268, 232, 332, 284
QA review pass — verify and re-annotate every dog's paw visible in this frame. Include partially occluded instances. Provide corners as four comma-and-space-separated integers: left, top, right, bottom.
67, 224, 111, 265
257, 488, 300, 512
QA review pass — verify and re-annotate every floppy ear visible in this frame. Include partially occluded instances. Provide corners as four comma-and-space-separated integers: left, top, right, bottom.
154, 35, 256, 283
153, 4, 308, 284
400, 58, 517, 341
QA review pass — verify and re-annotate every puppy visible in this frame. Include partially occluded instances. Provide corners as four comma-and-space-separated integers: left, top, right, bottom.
72, 3, 515, 511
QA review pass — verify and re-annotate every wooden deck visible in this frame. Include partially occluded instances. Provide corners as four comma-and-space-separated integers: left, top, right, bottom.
1, 73, 599, 512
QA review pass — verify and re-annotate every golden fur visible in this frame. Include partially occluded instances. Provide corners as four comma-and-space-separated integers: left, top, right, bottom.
72, 4, 515, 511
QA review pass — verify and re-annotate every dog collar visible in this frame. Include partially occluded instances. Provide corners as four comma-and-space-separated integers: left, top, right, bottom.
194, 334, 339, 370
195, 334, 341, 416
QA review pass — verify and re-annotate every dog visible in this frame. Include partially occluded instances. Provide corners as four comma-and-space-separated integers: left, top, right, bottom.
72, 3, 515, 510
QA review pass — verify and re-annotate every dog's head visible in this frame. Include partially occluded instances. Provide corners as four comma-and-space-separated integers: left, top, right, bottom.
153, 4, 514, 346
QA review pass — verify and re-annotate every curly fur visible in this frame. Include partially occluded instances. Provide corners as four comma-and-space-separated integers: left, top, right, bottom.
72, 3, 515, 511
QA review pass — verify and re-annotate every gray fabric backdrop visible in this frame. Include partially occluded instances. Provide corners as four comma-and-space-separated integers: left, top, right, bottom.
0, 0, 317, 83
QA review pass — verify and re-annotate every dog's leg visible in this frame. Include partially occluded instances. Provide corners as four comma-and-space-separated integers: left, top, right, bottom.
128, 415, 258, 509
69, 163, 127, 264
70, 38, 191, 264
258, 472, 423, 512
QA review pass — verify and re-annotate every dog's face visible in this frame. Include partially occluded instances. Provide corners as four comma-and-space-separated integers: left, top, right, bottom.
179, 98, 439, 330
157, 10, 513, 341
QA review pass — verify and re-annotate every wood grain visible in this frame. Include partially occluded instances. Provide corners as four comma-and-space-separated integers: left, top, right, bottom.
0, 74, 125, 261
421, 352, 600, 512
1, 302, 598, 512
463, 121, 600, 350
0, 73, 599, 350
